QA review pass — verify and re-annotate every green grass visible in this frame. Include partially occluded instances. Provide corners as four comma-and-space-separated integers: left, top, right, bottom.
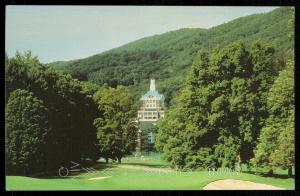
6, 153, 295, 190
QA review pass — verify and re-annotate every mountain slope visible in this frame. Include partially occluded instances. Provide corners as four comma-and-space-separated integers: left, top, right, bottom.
49, 7, 294, 105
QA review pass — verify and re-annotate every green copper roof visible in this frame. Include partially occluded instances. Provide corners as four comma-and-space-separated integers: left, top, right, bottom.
140, 90, 164, 100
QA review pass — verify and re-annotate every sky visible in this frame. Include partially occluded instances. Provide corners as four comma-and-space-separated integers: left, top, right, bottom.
6, 6, 278, 63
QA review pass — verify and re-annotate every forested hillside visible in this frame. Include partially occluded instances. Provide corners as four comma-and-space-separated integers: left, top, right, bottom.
49, 7, 294, 105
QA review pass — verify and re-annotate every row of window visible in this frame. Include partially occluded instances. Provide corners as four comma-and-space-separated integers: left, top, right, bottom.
142, 100, 161, 108
137, 111, 164, 120
143, 116, 157, 120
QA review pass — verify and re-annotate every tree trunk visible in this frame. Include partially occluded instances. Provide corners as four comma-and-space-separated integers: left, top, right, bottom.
246, 163, 251, 172
117, 157, 121, 164
105, 158, 108, 164
288, 167, 293, 177
267, 169, 273, 175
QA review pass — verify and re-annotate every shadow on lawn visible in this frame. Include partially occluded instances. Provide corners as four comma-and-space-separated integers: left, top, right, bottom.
242, 170, 294, 179
19, 161, 170, 179
30, 162, 116, 179
120, 162, 170, 168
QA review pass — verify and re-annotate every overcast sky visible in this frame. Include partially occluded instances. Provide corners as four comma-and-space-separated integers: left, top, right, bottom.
6, 6, 277, 63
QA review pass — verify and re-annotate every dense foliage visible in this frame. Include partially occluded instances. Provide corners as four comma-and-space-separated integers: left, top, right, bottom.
156, 40, 294, 173
93, 86, 138, 163
251, 59, 294, 176
5, 52, 99, 174
5, 89, 50, 175
5, 52, 138, 175
49, 7, 294, 105
154, 7, 294, 175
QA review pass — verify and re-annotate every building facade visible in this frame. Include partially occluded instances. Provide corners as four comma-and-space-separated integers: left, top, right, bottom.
136, 79, 165, 152
137, 79, 165, 122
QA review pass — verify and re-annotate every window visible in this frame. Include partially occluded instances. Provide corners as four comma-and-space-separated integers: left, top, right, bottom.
138, 112, 142, 118
144, 98, 158, 108
148, 132, 155, 143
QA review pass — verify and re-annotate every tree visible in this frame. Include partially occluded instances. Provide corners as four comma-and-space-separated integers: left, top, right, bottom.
270, 110, 294, 177
157, 41, 277, 170
5, 52, 99, 174
93, 86, 137, 163
5, 89, 50, 175
251, 60, 294, 175
156, 50, 217, 170
5, 51, 40, 103
251, 8, 295, 176
156, 103, 190, 170
232, 42, 277, 166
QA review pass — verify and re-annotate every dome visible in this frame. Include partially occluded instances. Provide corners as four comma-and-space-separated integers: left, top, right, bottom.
140, 90, 164, 101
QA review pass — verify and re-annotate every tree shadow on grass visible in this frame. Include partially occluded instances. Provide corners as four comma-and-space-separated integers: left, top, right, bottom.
28, 162, 117, 179
90, 162, 117, 169
120, 162, 171, 168
242, 170, 294, 179
12, 162, 171, 179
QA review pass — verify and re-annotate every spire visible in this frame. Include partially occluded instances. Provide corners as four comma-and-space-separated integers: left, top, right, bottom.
150, 79, 156, 91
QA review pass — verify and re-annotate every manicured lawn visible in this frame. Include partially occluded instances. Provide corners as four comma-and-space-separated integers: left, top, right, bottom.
6, 153, 295, 190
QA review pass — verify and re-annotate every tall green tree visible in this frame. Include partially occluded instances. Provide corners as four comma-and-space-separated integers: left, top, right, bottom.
157, 41, 277, 170
5, 52, 99, 174
270, 110, 294, 177
156, 50, 217, 170
234, 42, 276, 165
251, 60, 294, 175
93, 86, 137, 163
5, 89, 50, 175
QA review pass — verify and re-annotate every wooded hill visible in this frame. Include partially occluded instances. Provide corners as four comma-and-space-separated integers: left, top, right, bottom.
49, 7, 294, 105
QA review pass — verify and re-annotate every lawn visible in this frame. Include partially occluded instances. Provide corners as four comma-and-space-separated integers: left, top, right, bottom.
6, 153, 295, 190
